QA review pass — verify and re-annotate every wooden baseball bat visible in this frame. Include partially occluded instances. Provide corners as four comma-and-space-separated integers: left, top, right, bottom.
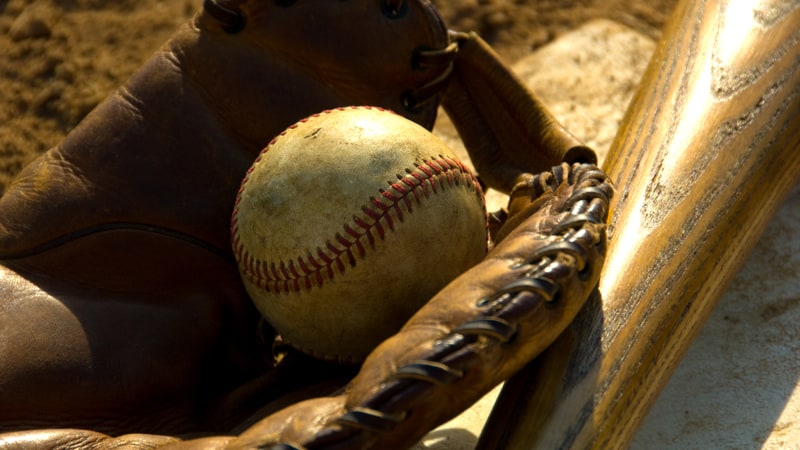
477, 0, 800, 448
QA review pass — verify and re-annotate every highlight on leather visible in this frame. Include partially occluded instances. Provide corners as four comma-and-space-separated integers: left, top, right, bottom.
442, 31, 597, 194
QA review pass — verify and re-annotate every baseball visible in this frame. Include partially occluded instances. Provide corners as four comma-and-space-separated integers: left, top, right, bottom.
231, 106, 487, 362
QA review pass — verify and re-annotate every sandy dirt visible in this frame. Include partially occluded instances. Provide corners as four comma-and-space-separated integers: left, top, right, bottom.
0, 0, 676, 194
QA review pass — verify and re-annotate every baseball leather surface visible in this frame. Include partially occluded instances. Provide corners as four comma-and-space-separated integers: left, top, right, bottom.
232, 106, 488, 362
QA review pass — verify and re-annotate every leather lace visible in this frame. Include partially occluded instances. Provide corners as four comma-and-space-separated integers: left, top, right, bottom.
264, 163, 612, 449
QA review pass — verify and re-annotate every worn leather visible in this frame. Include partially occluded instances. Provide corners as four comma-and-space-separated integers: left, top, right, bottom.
0, 0, 449, 435
442, 32, 597, 194
0, 163, 610, 449
0, 1, 611, 447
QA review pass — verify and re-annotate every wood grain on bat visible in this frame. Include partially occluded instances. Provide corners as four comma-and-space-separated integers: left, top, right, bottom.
478, 0, 800, 448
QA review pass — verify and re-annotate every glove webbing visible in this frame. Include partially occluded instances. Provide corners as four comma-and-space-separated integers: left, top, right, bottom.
266, 163, 612, 449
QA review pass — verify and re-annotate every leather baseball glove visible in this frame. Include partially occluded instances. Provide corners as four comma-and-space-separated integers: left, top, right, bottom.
0, 0, 611, 448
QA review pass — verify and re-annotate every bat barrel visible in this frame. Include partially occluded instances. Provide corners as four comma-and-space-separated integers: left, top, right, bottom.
478, 0, 800, 447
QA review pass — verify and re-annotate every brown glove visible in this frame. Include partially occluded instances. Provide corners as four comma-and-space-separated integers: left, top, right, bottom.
0, 162, 611, 449
0, 0, 451, 435
0, 0, 610, 447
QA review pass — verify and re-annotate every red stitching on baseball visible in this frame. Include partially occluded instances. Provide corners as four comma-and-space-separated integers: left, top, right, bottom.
233, 154, 483, 295
231, 107, 484, 296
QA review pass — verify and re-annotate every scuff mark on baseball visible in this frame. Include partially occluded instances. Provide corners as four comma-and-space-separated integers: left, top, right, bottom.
232, 106, 488, 362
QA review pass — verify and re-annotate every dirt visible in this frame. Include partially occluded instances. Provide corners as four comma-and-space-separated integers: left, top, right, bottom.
0, 0, 677, 194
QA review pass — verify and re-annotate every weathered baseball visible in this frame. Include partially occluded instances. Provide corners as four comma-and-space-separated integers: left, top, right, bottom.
231, 106, 487, 362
